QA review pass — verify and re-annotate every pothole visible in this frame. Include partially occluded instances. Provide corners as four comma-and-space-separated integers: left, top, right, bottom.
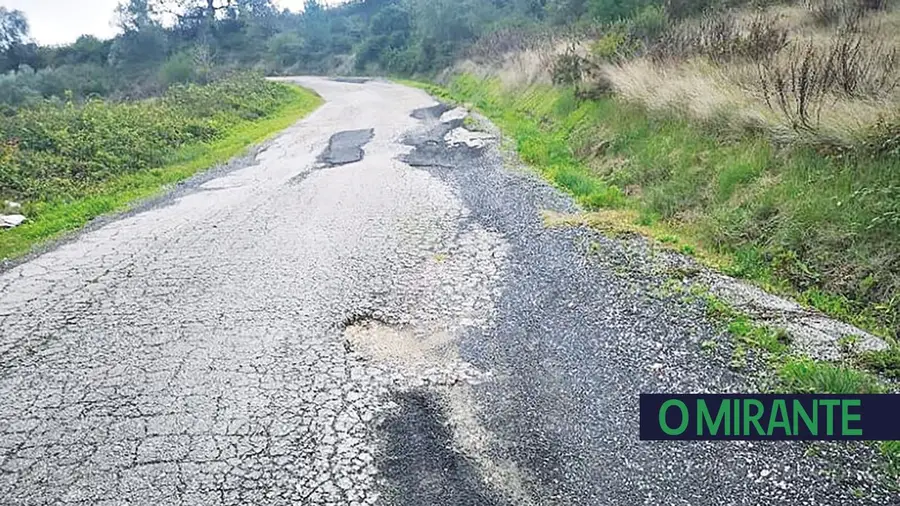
318, 129, 375, 167
411, 103, 453, 121
342, 318, 484, 388
341, 317, 535, 505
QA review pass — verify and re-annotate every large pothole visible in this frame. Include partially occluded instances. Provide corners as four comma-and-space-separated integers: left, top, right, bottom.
318, 129, 375, 167
343, 318, 485, 388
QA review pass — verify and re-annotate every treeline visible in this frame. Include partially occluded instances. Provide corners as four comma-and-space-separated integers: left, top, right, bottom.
0, 0, 719, 108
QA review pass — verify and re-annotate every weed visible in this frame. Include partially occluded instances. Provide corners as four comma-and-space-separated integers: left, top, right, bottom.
650, 12, 788, 64
758, 32, 900, 132
859, 348, 900, 378
777, 356, 885, 393
700, 339, 718, 352
730, 344, 748, 370
658, 234, 679, 244
838, 334, 863, 355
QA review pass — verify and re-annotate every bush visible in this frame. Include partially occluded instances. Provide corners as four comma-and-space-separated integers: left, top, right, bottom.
758, 33, 900, 130
805, 0, 888, 27
0, 74, 295, 202
628, 4, 670, 42
651, 12, 788, 64
552, 44, 588, 85
159, 52, 197, 86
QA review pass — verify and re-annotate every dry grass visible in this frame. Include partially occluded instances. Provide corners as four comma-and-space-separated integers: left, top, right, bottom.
598, 3, 900, 147
454, 35, 592, 89
456, 49, 556, 87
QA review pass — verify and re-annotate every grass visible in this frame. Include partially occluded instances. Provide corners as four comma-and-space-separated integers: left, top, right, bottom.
696, 288, 899, 472
413, 67, 900, 466
859, 348, 900, 379
777, 356, 886, 394
405, 74, 900, 346
0, 84, 322, 261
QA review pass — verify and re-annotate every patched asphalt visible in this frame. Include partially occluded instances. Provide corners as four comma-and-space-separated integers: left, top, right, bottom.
319, 129, 375, 166
0, 77, 895, 506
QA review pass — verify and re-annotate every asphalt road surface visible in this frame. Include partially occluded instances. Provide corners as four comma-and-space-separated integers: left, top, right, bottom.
0, 78, 895, 505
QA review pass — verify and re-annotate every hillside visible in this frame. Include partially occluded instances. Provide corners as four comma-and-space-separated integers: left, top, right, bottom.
440, 1, 900, 357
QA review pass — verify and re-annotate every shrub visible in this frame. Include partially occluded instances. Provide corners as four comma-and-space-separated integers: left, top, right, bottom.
464, 27, 548, 64
0, 74, 295, 202
628, 4, 671, 42
651, 12, 787, 63
806, 0, 887, 28
159, 52, 197, 86
552, 44, 589, 85
758, 33, 900, 130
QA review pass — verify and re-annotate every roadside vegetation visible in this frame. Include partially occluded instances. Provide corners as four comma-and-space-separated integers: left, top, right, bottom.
415, 1, 900, 361
0, 75, 321, 259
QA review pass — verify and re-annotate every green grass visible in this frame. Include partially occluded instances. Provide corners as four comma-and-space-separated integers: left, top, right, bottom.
859, 348, 900, 379
777, 356, 886, 394
0, 84, 321, 260
404, 74, 900, 477
705, 289, 899, 470
404, 75, 900, 344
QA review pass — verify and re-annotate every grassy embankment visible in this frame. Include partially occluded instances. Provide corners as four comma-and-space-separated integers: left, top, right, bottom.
0, 75, 322, 260
405, 1, 900, 473
408, 71, 900, 476
405, 0, 900, 368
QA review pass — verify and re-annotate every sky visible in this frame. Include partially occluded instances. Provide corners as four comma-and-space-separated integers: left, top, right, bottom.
0, 0, 337, 46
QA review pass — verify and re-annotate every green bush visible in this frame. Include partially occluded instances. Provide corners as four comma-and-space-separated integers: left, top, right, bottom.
628, 4, 670, 42
0, 74, 296, 202
159, 52, 197, 86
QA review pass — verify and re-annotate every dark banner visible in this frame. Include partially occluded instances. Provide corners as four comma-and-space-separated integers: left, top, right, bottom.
640, 394, 900, 441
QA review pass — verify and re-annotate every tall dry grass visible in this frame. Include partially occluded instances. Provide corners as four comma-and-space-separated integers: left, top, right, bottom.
599, 2, 900, 148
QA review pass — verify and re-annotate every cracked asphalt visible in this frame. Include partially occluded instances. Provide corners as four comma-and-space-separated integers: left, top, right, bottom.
0, 77, 896, 505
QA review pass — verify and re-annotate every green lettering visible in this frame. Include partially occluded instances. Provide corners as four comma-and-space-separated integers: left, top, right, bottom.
767, 400, 791, 436
793, 400, 818, 436
743, 399, 765, 435
734, 398, 740, 435
820, 400, 840, 436
659, 400, 689, 436
842, 400, 863, 436
698, 400, 730, 436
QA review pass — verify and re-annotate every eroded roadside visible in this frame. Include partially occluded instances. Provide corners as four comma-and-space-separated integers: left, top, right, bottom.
382, 99, 899, 505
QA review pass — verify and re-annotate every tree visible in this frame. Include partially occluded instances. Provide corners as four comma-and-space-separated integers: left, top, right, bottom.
267, 32, 303, 67
1, 8, 32, 73
0, 7, 29, 51
155, 0, 236, 28
545, 0, 588, 24
56, 36, 111, 66
114, 0, 160, 32
108, 26, 169, 68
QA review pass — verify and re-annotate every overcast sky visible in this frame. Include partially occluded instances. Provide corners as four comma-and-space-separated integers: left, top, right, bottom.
0, 0, 338, 46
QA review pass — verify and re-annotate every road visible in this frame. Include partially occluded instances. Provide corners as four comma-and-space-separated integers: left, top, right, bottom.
0, 77, 894, 505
